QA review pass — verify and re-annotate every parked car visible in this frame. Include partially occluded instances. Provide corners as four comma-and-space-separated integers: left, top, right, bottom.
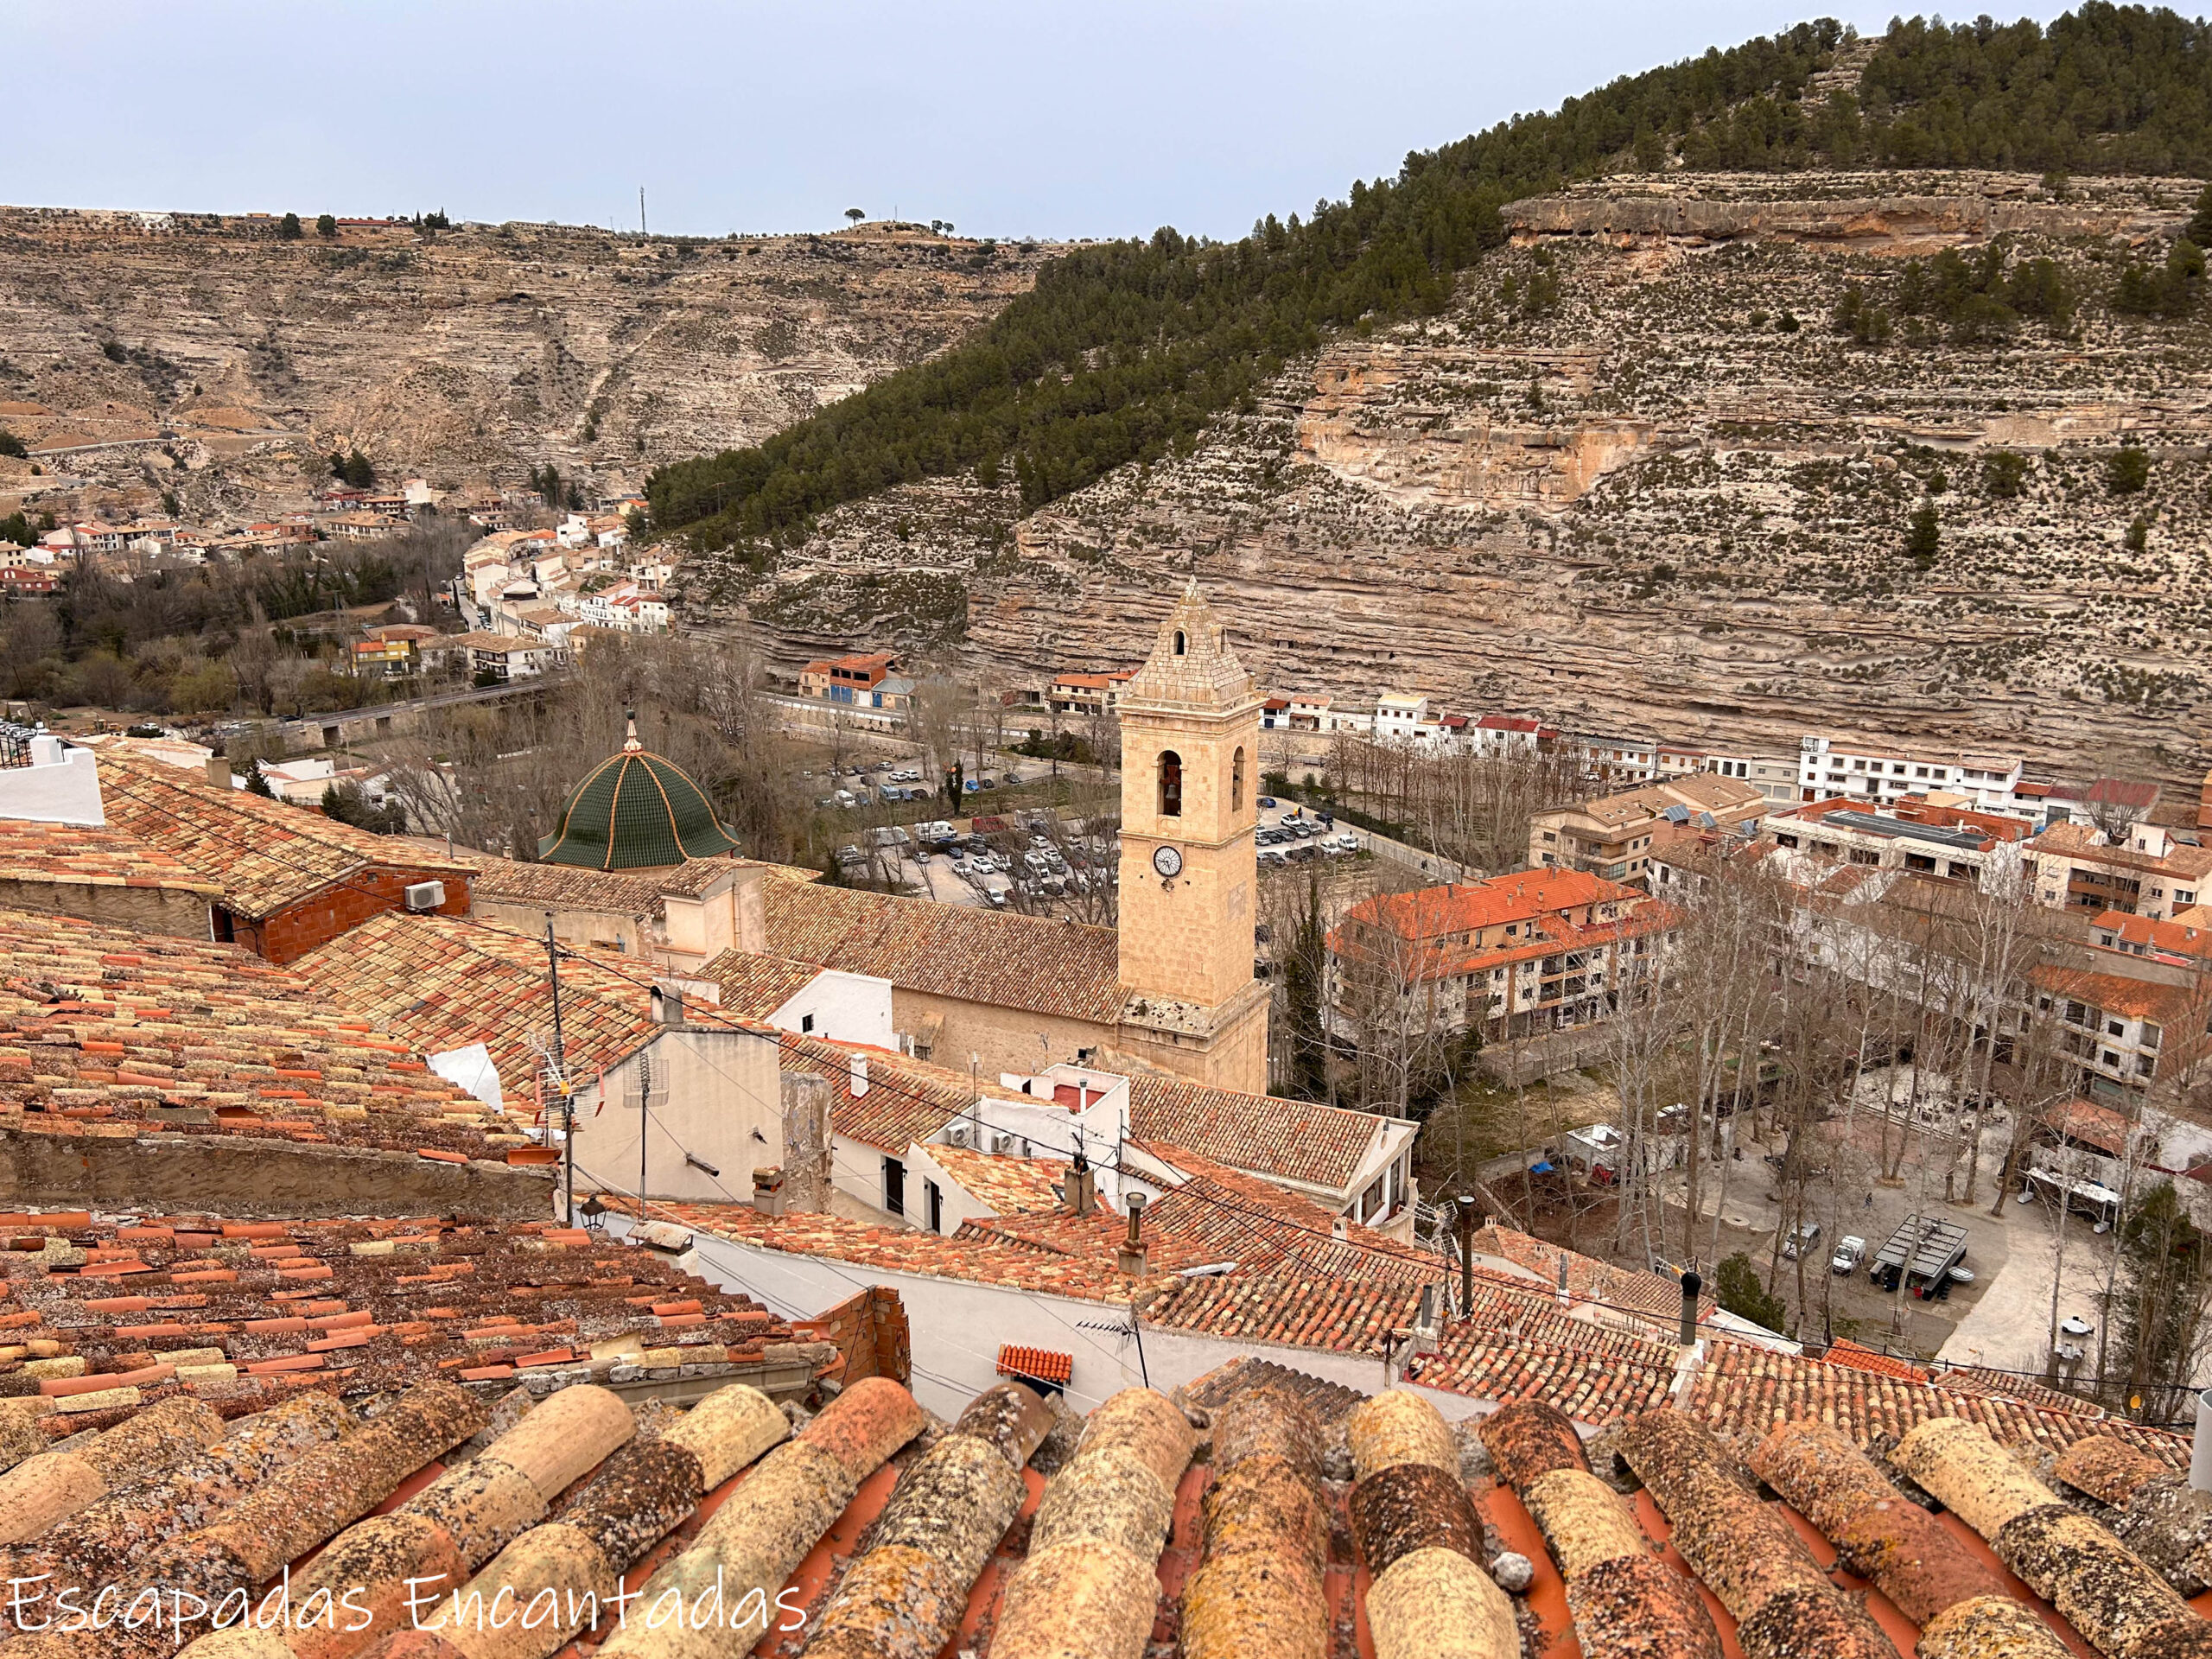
1829, 1236, 1866, 1274
833, 790, 856, 808
1778, 1220, 1822, 1261
1948, 1265, 1976, 1286
1257, 796, 1277, 809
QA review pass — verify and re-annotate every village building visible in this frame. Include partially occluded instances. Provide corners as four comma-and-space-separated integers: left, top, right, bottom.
1529, 772, 1766, 889
1329, 867, 1668, 1049
1796, 733, 2026, 813
2027, 819, 2212, 921
1757, 795, 2034, 890
799, 652, 901, 706
1046, 669, 1135, 717
90, 751, 474, 963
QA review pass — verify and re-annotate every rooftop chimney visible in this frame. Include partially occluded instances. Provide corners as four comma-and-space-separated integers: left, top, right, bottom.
205, 755, 232, 789
751, 1166, 785, 1218
1061, 1159, 1096, 1221
1118, 1191, 1147, 1275
1331, 1215, 1349, 1242
1679, 1268, 1703, 1348
652, 984, 684, 1029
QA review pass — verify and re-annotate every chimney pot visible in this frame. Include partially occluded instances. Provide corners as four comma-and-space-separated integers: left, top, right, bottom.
1065, 1163, 1096, 1217
1679, 1268, 1703, 1348
206, 755, 232, 789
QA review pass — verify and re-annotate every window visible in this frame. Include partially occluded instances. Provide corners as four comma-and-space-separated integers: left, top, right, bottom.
882, 1156, 906, 1217
2107, 1020, 2125, 1038
1850, 848, 1880, 866
1231, 746, 1246, 812
800, 1013, 815, 1033
1173, 629, 1186, 656
1775, 833, 1799, 849
2143, 1024, 2162, 1051
2137, 1055, 2157, 1077
1158, 750, 1182, 817
926, 1179, 944, 1232
2101, 1050, 2121, 1070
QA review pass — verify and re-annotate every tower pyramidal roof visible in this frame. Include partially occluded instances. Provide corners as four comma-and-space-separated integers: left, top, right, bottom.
537, 712, 745, 871
1119, 578, 1257, 713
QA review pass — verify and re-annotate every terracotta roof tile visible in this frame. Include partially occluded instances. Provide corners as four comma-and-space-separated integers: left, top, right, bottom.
1122, 1072, 1388, 1192
95, 753, 470, 919
762, 876, 1124, 1025
0, 819, 223, 898
0, 906, 509, 1156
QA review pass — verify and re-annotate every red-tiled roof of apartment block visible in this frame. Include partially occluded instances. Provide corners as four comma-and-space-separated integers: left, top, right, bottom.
760, 876, 1127, 1025
2034, 963, 2202, 1026
95, 753, 472, 918
1122, 1071, 1390, 1194
0, 906, 514, 1158
0, 1213, 815, 1437
0, 819, 222, 899
0, 1349, 2201, 1659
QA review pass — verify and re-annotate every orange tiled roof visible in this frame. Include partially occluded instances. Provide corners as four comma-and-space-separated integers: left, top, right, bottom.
634, 1198, 1171, 1303
1690, 1338, 2182, 1464
925, 1146, 1067, 1217
706, 952, 830, 1022
762, 878, 1125, 1026
293, 912, 665, 1092
96, 753, 469, 919
0, 906, 510, 1157
0, 818, 221, 898
1821, 1336, 1932, 1382
996, 1344, 1072, 1385
1122, 1071, 1390, 1193
2034, 963, 2201, 1026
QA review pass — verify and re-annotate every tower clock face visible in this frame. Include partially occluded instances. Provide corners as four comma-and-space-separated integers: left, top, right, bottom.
1152, 844, 1184, 878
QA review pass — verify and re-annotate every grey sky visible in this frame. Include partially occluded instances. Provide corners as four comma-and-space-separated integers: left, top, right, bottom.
10, 3, 2077, 241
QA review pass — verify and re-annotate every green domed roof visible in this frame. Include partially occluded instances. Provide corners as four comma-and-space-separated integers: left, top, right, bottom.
537, 719, 744, 871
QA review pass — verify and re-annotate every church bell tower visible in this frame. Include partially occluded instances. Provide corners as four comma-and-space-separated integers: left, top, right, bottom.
1115, 580, 1269, 1094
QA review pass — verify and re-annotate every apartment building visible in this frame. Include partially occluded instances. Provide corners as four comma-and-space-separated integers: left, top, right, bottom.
2031, 965, 2207, 1106
1469, 715, 1545, 758
1758, 797, 2032, 891
1570, 733, 1659, 785
800, 652, 900, 706
1529, 773, 1767, 890
2026, 820, 2212, 922
1329, 868, 1668, 1045
1796, 734, 2025, 813
1700, 751, 1802, 806
1047, 670, 1135, 717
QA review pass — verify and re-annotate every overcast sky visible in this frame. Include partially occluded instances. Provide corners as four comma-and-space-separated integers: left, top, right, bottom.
10, 2, 2077, 242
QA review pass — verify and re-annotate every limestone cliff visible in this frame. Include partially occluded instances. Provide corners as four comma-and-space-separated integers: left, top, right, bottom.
0, 210, 1044, 521
696, 170, 2212, 793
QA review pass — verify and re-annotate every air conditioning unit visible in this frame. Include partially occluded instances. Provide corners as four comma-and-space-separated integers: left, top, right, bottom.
403, 880, 447, 912
991, 1133, 1016, 1155
944, 1123, 969, 1149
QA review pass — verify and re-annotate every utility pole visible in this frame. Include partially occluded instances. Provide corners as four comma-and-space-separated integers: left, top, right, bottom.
639, 187, 646, 237
545, 914, 573, 1224
1454, 1193, 1479, 1318
637, 1052, 652, 1211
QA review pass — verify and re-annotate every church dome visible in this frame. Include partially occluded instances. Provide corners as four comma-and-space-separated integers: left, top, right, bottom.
537, 715, 745, 871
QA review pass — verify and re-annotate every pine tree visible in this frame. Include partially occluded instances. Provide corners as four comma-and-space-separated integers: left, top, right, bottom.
1905, 500, 1940, 567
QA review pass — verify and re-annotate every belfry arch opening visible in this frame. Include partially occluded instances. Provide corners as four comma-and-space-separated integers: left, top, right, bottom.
1159, 750, 1183, 817
1231, 746, 1246, 812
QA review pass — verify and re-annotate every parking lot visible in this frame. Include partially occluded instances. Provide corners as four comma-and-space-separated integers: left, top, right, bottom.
1255, 797, 1363, 868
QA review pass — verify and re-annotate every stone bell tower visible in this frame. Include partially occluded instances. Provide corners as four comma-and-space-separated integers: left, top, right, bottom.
1115, 580, 1269, 1094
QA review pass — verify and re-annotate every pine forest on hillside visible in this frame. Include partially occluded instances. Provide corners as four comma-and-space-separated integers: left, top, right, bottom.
648, 5, 2212, 561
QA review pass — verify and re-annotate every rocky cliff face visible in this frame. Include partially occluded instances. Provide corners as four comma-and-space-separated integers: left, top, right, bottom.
0, 210, 1044, 521
697, 170, 2212, 793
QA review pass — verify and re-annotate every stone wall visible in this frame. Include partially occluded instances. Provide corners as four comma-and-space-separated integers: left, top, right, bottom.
0, 1129, 556, 1218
